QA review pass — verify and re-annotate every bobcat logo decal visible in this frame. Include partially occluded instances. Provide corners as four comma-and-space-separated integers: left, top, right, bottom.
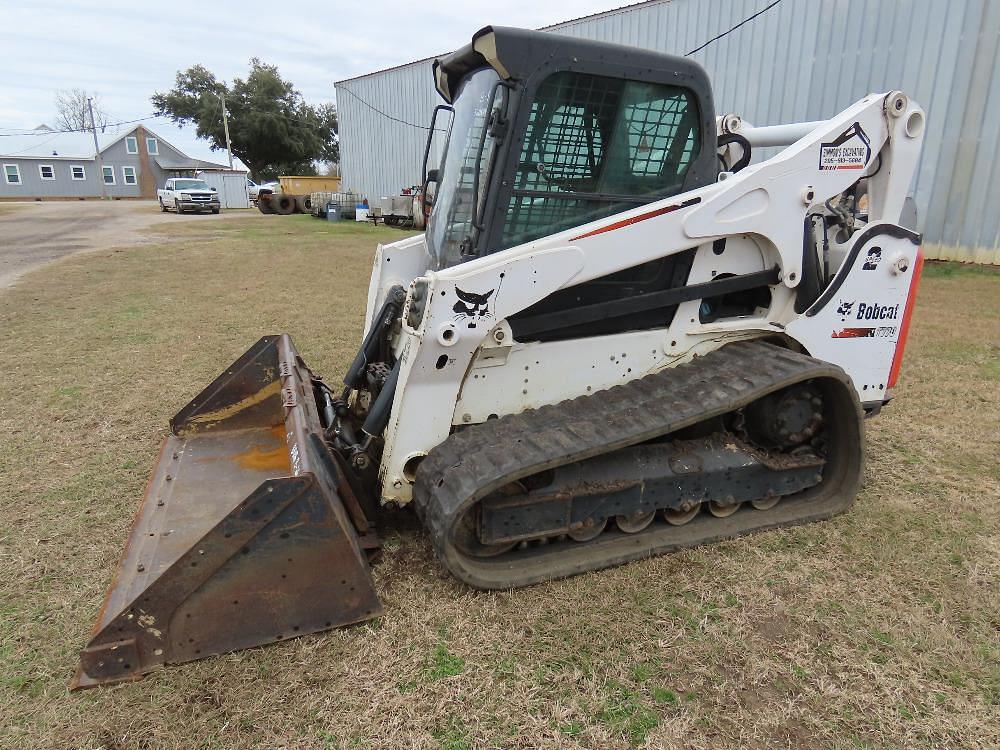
836, 300, 855, 317
862, 246, 881, 271
453, 287, 495, 329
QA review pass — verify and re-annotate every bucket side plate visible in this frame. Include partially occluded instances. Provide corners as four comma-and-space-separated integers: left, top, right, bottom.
73, 334, 382, 688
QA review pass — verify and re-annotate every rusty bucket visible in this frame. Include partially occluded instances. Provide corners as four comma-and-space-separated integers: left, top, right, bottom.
73, 335, 382, 689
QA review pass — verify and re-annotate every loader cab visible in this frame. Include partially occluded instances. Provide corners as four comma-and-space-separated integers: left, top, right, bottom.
424, 26, 718, 271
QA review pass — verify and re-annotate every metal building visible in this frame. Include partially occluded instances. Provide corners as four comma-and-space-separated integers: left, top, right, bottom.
335, 0, 1000, 263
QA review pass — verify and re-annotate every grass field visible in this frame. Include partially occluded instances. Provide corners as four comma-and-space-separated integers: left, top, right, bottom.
1, 215, 997, 749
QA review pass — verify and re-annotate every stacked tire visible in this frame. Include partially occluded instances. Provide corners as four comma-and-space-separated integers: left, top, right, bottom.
256, 192, 311, 216
257, 193, 277, 214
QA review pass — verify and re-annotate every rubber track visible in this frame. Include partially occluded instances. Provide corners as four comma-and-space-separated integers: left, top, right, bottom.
413, 341, 864, 589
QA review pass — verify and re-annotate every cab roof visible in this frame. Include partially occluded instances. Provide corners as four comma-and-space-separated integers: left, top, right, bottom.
432, 25, 708, 103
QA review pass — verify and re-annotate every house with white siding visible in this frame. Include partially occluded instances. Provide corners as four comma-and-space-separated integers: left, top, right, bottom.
0, 124, 227, 201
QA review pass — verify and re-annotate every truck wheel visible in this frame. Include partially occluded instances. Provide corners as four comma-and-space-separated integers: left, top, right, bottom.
212, 208, 220, 215
174, 200, 184, 215
159, 198, 167, 213
295, 195, 311, 214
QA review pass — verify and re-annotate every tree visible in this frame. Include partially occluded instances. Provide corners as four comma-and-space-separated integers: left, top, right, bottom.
55, 89, 109, 132
151, 60, 338, 182
318, 161, 341, 178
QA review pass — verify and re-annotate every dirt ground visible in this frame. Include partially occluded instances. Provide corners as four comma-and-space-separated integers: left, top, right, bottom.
0, 200, 256, 289
0, 216, 996, 749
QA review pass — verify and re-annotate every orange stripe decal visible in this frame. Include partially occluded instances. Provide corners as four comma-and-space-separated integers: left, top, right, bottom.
570, 197, 701, 241
887, 247, 924, 388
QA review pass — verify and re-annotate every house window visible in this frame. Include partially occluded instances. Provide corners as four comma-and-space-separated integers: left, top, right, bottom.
39, 164, 55, 180
71, 165, 86, 180
3, 164, 21, 184
122, 166, 137, 185
102, 165, 115, 185
146, 137, 159, 155
125, 136, 138, 154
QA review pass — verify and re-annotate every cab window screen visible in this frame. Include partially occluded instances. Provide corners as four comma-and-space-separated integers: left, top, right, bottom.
500, 72, 700, 249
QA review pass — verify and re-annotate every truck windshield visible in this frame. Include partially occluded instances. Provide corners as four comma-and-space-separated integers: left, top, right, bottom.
426, 67, 502, 269
175, 179, 211, 190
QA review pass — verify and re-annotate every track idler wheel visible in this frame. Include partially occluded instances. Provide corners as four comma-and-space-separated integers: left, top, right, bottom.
616, 511, 655, 533
751, 492, 781, 511
568, 516, 607, 542
662, 503, 700, 526
708, 499, 741, 518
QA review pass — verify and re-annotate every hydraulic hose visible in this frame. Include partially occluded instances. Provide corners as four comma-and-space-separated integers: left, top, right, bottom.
362, 360, 401, 437
343, 285, 406, 391
717, 132, 752, 172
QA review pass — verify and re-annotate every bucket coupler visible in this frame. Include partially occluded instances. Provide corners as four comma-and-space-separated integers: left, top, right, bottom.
73, 334, 382, 689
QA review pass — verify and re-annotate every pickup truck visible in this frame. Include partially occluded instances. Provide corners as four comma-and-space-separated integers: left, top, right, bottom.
247, 179, 279, 204
158, 178, 221, 214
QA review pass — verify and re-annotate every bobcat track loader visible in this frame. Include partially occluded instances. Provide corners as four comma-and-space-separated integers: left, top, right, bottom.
74, 26, 926, 687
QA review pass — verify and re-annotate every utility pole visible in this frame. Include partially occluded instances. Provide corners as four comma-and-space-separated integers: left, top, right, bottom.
221, 93, 234, 170
88, 97, 107, 199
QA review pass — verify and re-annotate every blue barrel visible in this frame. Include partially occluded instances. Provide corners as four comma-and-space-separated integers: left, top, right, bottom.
326, 202, 341, 221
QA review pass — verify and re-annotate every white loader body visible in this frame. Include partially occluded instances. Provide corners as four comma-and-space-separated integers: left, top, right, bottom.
368, 91, 926, 504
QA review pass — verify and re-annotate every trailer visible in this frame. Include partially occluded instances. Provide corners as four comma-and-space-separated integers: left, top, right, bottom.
372, 187, 425, 229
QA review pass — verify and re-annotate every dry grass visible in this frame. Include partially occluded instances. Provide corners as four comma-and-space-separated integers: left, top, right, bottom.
0, 218, 997, 750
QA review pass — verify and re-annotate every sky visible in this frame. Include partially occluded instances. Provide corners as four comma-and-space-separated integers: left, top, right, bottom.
0, 0, 637, 163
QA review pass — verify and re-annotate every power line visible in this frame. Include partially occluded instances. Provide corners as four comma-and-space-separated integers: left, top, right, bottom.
4, 3, 778, 143
685, 0, 784, 56
336, 86, 445, 132
0, 114, 160, 137
337, 2, 784, 131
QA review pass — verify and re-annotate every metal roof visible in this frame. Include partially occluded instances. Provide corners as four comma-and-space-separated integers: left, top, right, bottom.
0, 129, 113, 160
155, 155, 228, 171
0, 123, 226, 166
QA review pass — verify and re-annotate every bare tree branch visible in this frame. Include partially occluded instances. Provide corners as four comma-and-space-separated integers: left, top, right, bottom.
55, 89, 110, 132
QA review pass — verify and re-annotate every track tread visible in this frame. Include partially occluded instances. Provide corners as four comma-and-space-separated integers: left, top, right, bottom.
413, 340, 862, 589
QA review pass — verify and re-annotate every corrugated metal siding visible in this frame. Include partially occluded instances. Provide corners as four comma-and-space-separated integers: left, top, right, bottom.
336, 62, 440, 202
335, 0, 999, 262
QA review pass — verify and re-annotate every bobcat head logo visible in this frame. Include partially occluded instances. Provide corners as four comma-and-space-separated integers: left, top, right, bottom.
862, 247, 881, 271
453, 287, 495, 329
837, 300, 855, 317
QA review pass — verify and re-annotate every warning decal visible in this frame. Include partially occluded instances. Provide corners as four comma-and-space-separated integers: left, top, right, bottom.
819, 122, 871, 171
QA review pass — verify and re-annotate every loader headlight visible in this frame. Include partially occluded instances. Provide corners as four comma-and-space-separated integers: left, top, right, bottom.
406, 279, 430, 330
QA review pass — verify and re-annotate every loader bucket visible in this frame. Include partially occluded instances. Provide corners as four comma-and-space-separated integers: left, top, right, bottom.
73, 334, 382, 689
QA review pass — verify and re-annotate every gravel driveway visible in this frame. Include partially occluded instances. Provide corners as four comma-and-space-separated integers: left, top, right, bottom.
0, 200, 251, 289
